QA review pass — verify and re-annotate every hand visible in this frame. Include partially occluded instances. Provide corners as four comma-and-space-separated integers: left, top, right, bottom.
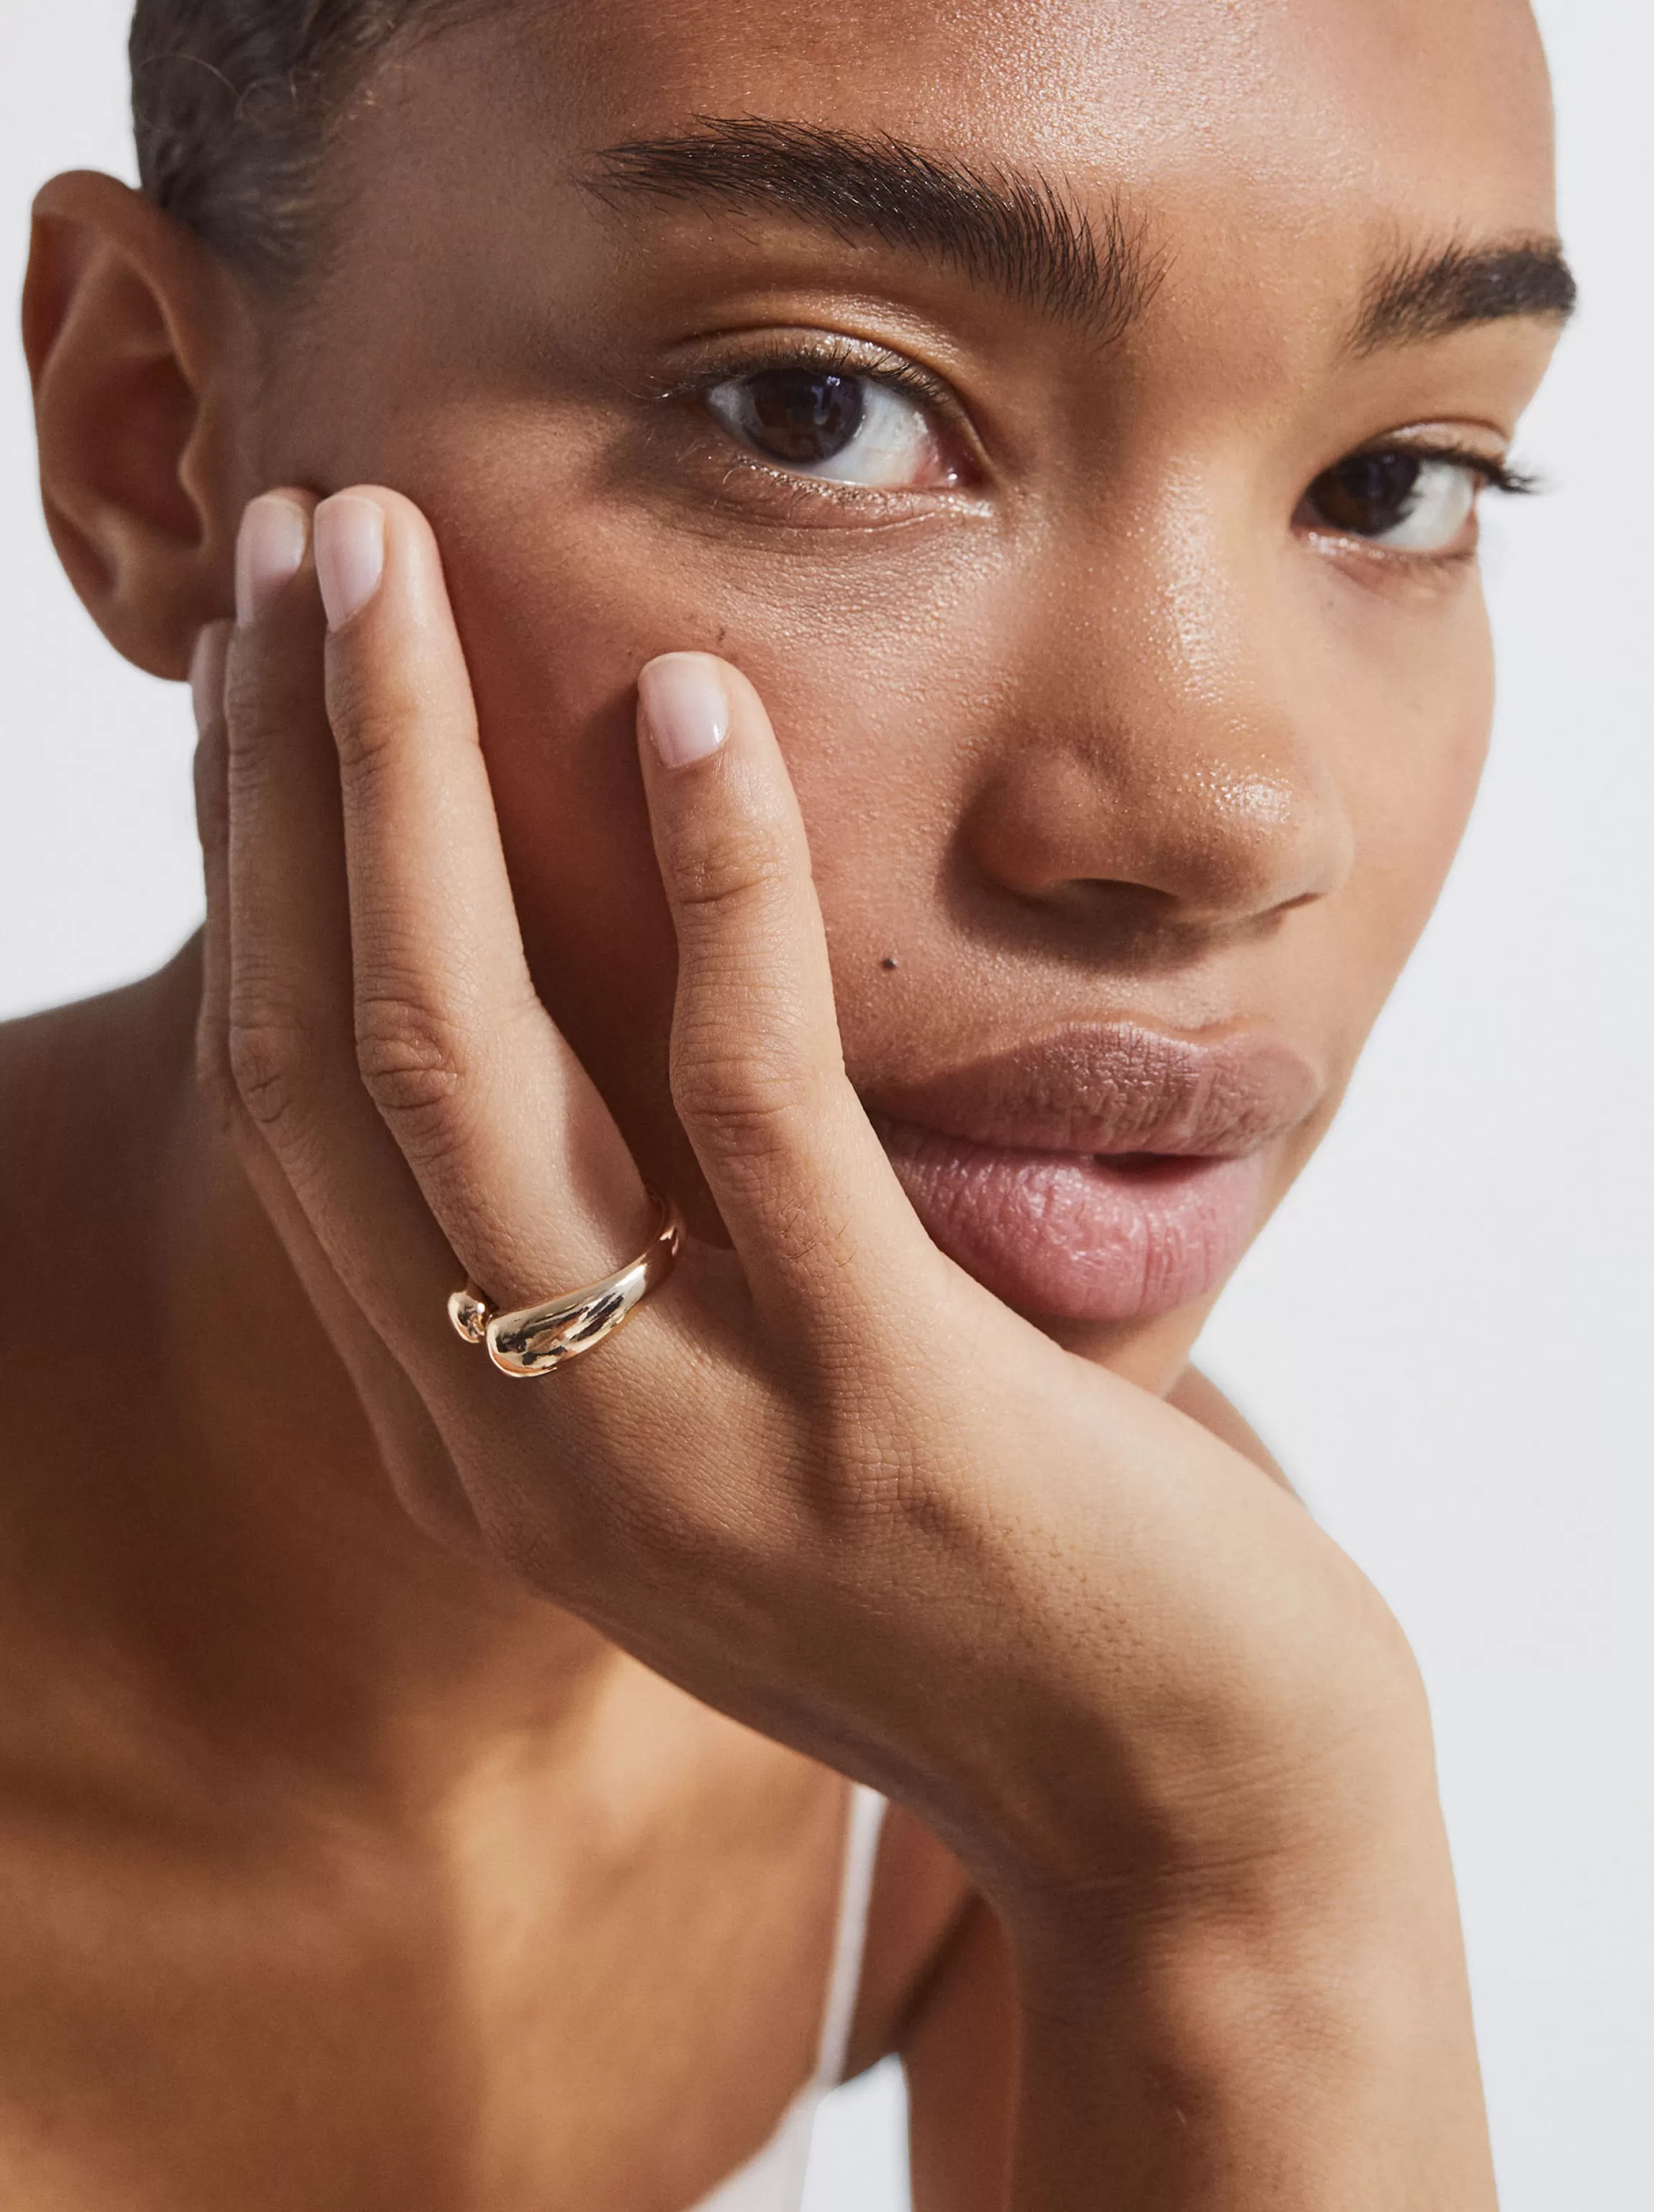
195, 485, 1426, 1918
195, 485, 1501, 2208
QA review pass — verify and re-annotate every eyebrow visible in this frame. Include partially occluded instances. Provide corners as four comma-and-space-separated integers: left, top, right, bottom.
580, 116, 1164, 347
1352, 237, 1578, 353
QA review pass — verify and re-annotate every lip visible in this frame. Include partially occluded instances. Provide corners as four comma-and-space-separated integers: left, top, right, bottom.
864, 1024, 1320, 1324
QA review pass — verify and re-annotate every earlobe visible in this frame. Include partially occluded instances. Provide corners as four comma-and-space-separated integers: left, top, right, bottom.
24, 171, 254, 680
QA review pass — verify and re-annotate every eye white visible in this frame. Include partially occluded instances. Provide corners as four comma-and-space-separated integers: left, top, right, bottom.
804, 381, 935, 486
1369, 458, 1481, 552
707, 375, 939, 489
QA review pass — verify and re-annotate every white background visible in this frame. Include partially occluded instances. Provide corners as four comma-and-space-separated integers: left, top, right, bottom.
2, 6, 1648, 2208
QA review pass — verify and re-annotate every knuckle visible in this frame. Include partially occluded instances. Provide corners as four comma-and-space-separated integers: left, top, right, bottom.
670, 1023, 814, 1159
326, 658, 411, 778
226, 1005, 313, 1133
195, 1015, 239, 1130
221, 657, 275, 743
679, 1087, 797, 1176
353, 991, 467, 1133
670, 818, 791, 918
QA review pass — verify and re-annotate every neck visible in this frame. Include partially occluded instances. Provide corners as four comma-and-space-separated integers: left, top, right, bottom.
1, 939, 622, 1814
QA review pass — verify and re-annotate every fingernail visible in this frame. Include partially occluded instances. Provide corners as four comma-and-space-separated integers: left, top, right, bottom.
235, 494, 310, 626
314, 494, 387, 631
188, 623, 229, 736
639, 654, 731, 769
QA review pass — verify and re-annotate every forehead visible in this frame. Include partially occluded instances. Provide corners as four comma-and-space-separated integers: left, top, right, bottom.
466, 0, 1555, 237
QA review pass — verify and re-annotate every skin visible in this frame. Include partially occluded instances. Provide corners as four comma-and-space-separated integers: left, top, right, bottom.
0, 0, 1568, 2206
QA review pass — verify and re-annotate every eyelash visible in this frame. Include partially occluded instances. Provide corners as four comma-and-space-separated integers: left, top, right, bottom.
659, 334, 976, 493
1303, 443, 1538, 571
1343, 445, 1537, 500
662, 333, 956, 417
1466, 456, 1537, 498
659, 339, 1538, 545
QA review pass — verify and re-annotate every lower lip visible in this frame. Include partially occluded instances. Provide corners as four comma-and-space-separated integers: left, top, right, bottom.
875, 1120, 1267, 1323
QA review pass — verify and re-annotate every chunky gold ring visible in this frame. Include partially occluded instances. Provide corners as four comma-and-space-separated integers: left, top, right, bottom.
447, 1189, 684, 1379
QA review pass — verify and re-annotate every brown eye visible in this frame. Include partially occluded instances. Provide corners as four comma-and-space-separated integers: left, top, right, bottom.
723, 369, 867, 467
705, 367, 954, 488
1301, 449, 1481, 553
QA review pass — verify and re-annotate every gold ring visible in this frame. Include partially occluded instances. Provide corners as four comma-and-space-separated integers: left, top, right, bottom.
447, 1189, 684, 1378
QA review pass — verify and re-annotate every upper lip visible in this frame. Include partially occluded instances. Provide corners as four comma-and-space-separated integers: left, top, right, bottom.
862, 1023, 1322, 1158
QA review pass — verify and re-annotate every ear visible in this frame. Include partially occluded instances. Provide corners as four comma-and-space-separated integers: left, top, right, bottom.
23, 171, 256, 680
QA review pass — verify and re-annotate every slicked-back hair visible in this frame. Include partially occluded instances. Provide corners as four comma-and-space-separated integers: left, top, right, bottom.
129, 0, 488, 279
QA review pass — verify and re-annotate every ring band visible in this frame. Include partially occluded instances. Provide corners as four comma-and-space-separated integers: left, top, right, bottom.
447, 1189, 684, 1379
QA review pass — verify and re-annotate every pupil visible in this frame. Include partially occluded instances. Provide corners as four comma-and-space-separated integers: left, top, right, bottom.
744, 370, 864, 464
1314, 451, 1423, 534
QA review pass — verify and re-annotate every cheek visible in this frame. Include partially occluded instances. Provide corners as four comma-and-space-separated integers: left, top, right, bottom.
1312, 595, 1494, 1074
424, 462, 1001, 1149
1353, 618, 1493, 951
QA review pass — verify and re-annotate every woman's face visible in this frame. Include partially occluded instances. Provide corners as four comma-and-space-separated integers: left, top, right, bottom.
247, 0, 1564, 1377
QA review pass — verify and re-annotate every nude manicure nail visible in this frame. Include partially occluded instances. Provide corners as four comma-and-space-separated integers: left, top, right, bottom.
235, 495, 310, 626
639, 654, 731, 769
314, 495, 388, 632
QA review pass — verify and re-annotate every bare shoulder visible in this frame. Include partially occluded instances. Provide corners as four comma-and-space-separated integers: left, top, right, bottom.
1167, 1363, 1294, 1492
0, 991, 83, 1195
0, 950, 198, 1130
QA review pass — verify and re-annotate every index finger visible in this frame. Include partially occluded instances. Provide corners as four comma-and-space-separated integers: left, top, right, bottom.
636, 653, 958, 1345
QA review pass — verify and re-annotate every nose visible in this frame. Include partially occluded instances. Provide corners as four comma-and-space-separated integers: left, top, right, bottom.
961, 520, 1354, 941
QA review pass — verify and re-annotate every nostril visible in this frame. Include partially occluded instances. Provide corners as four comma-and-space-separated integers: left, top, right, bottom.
961, 731, 1352, 933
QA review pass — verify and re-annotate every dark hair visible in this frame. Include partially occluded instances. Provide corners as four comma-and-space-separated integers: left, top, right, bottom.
129, 0, 484, 280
